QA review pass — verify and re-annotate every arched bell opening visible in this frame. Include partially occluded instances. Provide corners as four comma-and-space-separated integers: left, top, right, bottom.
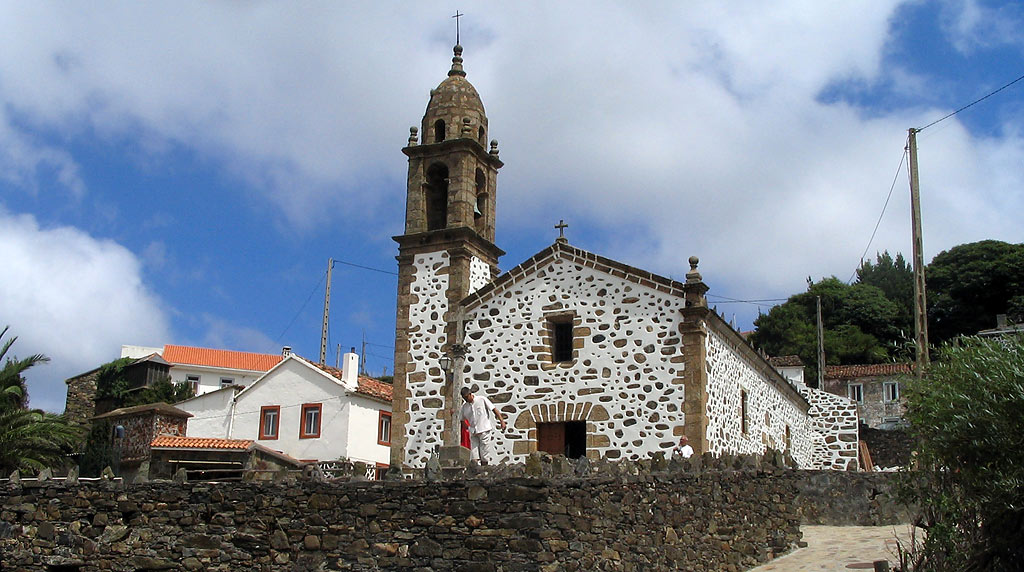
426, 163, 449, 231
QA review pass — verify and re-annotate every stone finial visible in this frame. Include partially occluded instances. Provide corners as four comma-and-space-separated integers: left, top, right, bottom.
686, 256, 702, 283
449, 44, 466, 77
173, 467, 188, 483
461, 117, 473, 136
66, 465, 80, 484
100, 466, 115, 480
408, 126, 419, 146
489, 139, 499, 156
8, 470, 20, 485
38, 467, 52, 482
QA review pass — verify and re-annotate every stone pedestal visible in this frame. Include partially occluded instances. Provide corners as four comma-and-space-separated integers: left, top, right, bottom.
439, 445, 470, 467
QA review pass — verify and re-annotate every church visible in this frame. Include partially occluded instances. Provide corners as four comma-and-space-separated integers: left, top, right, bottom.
389, 44, 858, 472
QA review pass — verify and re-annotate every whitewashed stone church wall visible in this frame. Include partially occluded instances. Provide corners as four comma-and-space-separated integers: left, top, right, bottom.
458, 254, 691, 465
469, 256, 491, 295
403, 251, 451, 464
798, 386, 860, 470
704, 329, 816, 467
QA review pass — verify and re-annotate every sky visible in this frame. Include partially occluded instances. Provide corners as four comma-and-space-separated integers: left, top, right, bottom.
2, 1, 1023, 413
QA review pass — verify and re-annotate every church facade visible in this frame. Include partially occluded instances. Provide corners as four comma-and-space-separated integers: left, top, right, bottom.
390, 45, 858, 472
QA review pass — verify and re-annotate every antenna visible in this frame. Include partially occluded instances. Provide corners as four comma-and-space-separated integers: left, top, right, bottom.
452, 10, 464, 45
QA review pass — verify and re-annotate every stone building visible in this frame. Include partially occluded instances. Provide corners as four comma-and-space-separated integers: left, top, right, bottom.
91, 402, 191, 481
822, 363, 912, 429
390, 45, 858, 472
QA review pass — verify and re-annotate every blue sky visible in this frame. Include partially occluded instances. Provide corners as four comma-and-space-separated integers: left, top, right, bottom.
2, 1, 1022, 413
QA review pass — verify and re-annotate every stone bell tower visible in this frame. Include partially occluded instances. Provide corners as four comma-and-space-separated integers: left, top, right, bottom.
391, 44, 504, 470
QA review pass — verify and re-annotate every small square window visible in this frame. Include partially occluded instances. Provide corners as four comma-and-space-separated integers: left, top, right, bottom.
883, 382, 900, 403
551, 321, 574, 362
378, 411, 392, 446
220, 377, 235, 388
259, 406, 280, 440
849, 384, 864, 403
300, 403, 322, 439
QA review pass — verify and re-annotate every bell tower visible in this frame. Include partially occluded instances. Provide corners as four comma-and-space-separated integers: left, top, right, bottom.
391, 44, 504, 470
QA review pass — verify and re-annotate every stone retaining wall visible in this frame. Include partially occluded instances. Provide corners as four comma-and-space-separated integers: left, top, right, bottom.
1, 467, 907, 572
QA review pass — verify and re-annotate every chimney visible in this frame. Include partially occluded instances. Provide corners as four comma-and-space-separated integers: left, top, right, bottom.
282, 346, 292, 357
341, 347, 359, 391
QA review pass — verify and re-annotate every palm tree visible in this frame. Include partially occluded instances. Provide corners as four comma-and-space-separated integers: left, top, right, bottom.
0, 326, 82, 473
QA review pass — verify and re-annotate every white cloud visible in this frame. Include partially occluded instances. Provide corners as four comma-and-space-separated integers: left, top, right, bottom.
0, 208, 171, 412
0, 1, 1021, 335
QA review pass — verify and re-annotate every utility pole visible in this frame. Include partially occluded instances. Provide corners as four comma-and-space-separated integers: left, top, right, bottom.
361, 331, 367, 376
319, 258, 333, 365
816, 296, 825, 388
907, 128, 930, 378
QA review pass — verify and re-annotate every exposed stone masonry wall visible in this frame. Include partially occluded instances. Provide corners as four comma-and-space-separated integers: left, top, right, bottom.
798, 386, 859, 471
1, 465, 906, 572
462, 254, 690, 464
705, 330, 816, 467
404, 251, 451, 464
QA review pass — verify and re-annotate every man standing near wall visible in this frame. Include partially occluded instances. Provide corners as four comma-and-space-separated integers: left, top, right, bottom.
460, 387, 506, 465
673, 435, 694, 459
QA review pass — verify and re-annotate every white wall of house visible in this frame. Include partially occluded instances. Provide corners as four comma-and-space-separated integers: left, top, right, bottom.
345, 394, 392, 467
169, 364, 264, 396
179, 387, 236, 438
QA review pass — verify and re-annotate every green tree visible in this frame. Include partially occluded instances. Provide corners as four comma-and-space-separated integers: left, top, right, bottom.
927, 240, 1024, 343
0, 326, 83, 474
750, 277, 900, 384
901, 334, 1024, 570
856, 251, 913, 334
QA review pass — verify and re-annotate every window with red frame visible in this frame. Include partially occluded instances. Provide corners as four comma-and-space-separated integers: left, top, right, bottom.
378, 411, 392, 446
259, 406, 280, 440
300, 403, 322, 439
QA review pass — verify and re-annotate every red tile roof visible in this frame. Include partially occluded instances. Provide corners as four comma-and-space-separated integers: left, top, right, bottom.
306, 360, 393, 402
769, 355, 804, 367
150, 436, 253, 450
824, 363, 913, 379
163, 344, 283, 372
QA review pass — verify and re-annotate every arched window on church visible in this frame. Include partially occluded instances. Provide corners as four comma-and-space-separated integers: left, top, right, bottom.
426, 163, 449, 231
478, 126, 485, 145
434, 119, 446, 143
474, 168, 487, 233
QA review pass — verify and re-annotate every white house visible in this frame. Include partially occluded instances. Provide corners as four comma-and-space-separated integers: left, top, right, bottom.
176, 350, 393, 470
121, 344, 283, 396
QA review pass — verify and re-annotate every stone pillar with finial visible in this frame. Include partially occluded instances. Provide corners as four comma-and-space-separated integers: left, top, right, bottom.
679, 256, 711, 456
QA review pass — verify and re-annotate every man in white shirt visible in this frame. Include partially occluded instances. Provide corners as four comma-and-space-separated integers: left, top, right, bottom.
673, 435, 694, 459
460, 387, 507, 465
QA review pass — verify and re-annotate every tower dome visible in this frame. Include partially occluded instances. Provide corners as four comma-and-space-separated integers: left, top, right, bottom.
422, 45, 488, 147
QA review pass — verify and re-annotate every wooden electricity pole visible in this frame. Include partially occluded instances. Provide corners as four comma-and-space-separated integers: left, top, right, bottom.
319, 258, 333, 365
907, 128, 930, 378
816, 296, 825, 388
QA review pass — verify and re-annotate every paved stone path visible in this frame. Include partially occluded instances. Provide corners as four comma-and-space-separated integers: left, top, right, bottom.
748, 525, 917, 571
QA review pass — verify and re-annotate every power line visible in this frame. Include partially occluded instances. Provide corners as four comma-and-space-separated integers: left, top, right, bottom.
706, 294, 788, 305
334, 259, 398, 276
918, 71, 1024, 132
275, 270, 327, 343
848, 144, 909, 284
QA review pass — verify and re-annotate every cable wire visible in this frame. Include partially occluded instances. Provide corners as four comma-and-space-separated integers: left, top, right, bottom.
334, 259, 398, 276
848, 143, 909, 284
917, 72, 1024, 132
275, 270, 327, 343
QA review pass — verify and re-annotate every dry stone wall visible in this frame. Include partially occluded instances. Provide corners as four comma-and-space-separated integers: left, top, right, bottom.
462, 253, 690, 464
0, 466, 907, 572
